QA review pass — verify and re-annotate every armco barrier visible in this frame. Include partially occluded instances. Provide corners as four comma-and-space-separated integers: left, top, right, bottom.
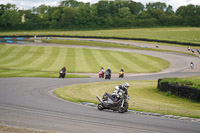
158, 79, 200, 102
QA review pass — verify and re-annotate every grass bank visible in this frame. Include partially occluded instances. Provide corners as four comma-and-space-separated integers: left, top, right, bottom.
1, 27, 200, 45
42, 39, 170, 52
42, 39, 198, 56
54, 79, 200, 118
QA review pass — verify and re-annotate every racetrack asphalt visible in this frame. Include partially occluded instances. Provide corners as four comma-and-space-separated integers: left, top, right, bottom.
0, 40, 200, 133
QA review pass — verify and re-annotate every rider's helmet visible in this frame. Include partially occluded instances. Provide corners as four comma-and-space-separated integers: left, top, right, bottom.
123, 82, 129, 90
108, 67, 110, 70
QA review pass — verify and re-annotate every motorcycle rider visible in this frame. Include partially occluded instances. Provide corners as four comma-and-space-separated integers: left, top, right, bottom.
112, 82, 130, 104
106, 67, 111, 77
99, 67, 105, 74
60, 66, 66, 78
99, 67, 105, 78
106, 67, 111, 73
120, 68, 124, 72
119, 68, 124, 78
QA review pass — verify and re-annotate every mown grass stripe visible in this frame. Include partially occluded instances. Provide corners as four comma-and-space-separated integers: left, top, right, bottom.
0, 45, 169, 74
129, 54, 158, 72
48, 48, 67, 72
66, 48, 76, 72
25, 46, 51, 70
98, 50, 116, 71
75, 48, 90, 72
83, 49, 101, 73
10, 46, 43, 68
0, 46, 18, 63
0, 45, 8, 56
91, 50, 111, 70
119, 52, 149, 73
131, 54, 163, 72
100, 50, 124, 72
0, 46, 30, 65
39, 47, 60, 71
113, 52, 138, 73
109, 52, 134, 72
148, 56, 169, 71
2, 46, 38, 69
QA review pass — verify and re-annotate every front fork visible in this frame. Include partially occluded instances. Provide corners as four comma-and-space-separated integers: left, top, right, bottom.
120, 99, 124, 107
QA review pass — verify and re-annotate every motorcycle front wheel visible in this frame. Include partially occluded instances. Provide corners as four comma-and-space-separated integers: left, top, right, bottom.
97, 103, 104, 110
118, 102, 128, 113
118, 107, 125, 113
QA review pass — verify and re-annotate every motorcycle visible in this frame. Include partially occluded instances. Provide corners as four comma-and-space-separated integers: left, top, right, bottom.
59, 70, 65, 78
96, 92, 129, 113
119, 71, 124, 78
105, 71, 111, 80
99, 71, 104, 78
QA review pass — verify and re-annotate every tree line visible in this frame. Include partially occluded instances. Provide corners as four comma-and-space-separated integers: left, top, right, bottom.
0, 0, 200, 30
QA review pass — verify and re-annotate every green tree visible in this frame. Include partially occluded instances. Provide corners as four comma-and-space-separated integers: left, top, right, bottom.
176, 4, 200, 26
60, 0, 83, 8
0, 9, 21, 28
118, 7, 132, 18
50, 7, 62, 28
128, 1, 144, 15
146, 2, 167, 11
60, 7, 75, 27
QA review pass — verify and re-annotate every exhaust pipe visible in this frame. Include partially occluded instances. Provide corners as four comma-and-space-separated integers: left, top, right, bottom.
96, 95, 103, 103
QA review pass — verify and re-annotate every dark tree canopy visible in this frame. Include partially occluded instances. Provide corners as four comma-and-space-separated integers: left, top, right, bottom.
0, 0, 199, 30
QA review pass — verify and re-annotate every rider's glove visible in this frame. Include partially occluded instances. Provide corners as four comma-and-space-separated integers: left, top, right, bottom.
126, 95, 130, 100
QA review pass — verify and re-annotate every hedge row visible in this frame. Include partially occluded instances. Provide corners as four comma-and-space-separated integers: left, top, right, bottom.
158, 79, 200, 102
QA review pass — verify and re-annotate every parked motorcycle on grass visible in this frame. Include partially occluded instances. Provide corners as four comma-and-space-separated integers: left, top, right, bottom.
96, 92, 129, 113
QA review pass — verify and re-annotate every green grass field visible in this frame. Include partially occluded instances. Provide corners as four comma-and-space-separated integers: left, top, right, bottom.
0, 44, 169, 77
54, 79, 200, 118
1, 27, 200, 44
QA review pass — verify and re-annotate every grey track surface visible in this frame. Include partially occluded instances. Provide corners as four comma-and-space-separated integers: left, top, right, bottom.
1, 41, 200, 133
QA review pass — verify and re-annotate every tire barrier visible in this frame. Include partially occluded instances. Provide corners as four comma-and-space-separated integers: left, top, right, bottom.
158, 79, 200, 102
0, 37, 25, 44
0, 35, 199, 46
